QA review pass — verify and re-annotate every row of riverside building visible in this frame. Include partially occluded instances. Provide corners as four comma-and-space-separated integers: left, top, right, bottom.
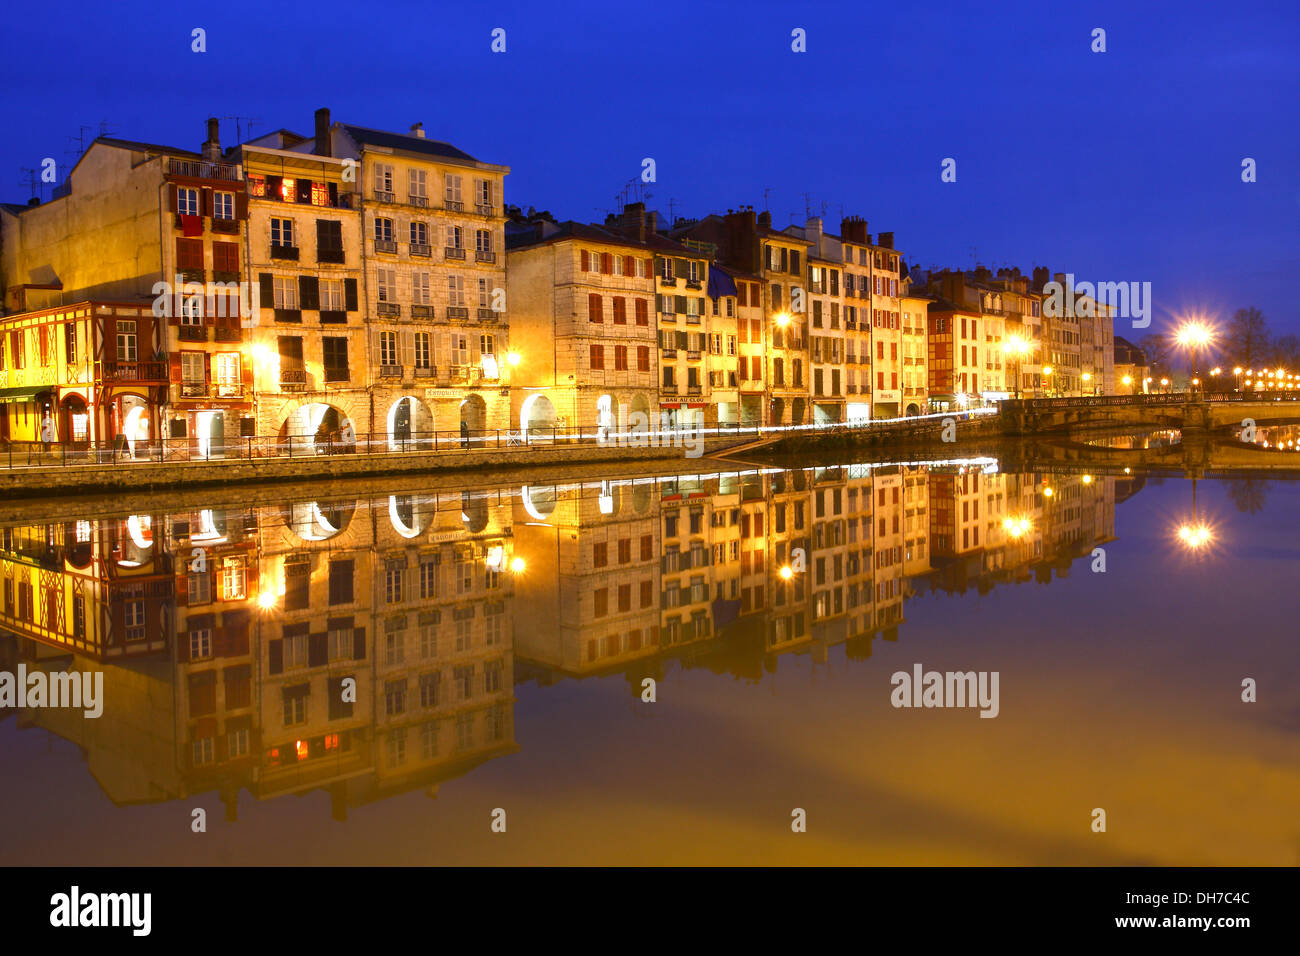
0, 109, 1117, 451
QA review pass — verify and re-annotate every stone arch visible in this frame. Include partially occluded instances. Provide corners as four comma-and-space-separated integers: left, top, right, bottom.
386, 395, 434, 450
278, 402, 356, 456
520, 392, 557, 436
460, 393, 487, 444
905, 403, 921, 417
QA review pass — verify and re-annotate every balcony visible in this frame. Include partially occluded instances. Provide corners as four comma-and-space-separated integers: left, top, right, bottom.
446, 306, 469, 320
211, 218, 240, 235
409, 194, 428, 207
377, 302, 401, 317
178, 324, 207, 342
180, 381, 207, 398
214, 382, 244, 398
659, 277, 677, 287
660, 384, 679, 395
686, 279, 702, 290
445, 247, 466, 260
477, 307, 497, 320
449, 364, 477, 384
414, 365, 436, 378
379, 365, 403, 379
476, 203, 495, 216
374, 238, 397, 254
661, 348, 678, 359
318, 248, 345, 264
279, 369, 307, 391
475, 250, 496, 263
410, 242, 431, 257
270, 244, 299, 261
687, 384, 702, 395
373, 190, 395, 203
685, 315, 700, 325
102, 361, 167, 382
213, 269, 240, 283
686, 350, 701, 361
167, 158, 240, 181
444, 199, 464, 212
215, 326, 244, 342
411, 305, 434, 319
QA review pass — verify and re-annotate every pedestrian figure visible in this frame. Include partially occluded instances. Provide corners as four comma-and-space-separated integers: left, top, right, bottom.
460, 420, 470, 449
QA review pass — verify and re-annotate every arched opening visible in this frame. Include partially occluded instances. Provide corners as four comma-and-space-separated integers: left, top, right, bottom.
284, 499, 355, 541
386, 396, 433, 450
120, 398, 151, 457
279, 403, 355, 456
195, 410, 226, 459
520, 393, 557, 438
905, 403, 921, 417
596, 394, 614, 441
389, 494, 430, 538
770, 397, 785, 427
459, 393, 487, 447
461, 491, 488, 533
521, 484, 557, 521
60, 394, 89, 446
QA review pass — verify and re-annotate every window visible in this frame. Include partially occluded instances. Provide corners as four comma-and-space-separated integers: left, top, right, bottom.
181, 352, 205, 389
177, 187, 199, 216
479, 334, 495, 357
413, 272, 431, 305
409, 169, 427, 202
451, 334, 469, 365
446, 224, 463, 250
588, 293, 603, 323
589, 344, 604, 370
410, 221, 428, 246
115, 321, 137, 362
444, 174, 462, 205
320, 278, 343, 311
189, 628, 212, 660
213, 191, 234, 219
475, 229, 492, 254
419, 559, 439, 598
637, 346, 650, 371
213, 241, 240, 274
380, 330, 399, 367
329, 559, 354, 604
219, 556, 247, 600
271, 218, 294, 247
273, 276, 298, 309
376, 268, 395, 303
322, 337, 349, 382
374, 217, 394, 242
448, 275, 465, 307
316, 219, 344, 262
614, 345, 628, 370
375, 163, 395, 195
476, 179, 492, 207
283, 688, 308, 727
414, 332, 432, 369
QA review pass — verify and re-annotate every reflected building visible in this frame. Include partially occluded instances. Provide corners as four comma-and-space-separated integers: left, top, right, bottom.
0, 459, 1120, 815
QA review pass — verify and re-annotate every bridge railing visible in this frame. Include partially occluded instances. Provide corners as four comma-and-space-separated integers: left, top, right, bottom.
1006, 391, 1300, 411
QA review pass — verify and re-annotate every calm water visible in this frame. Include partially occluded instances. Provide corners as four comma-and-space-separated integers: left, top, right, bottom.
1, 443, 1298, 865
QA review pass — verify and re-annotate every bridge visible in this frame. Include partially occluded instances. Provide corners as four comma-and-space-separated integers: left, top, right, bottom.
999, 391, 1300, 436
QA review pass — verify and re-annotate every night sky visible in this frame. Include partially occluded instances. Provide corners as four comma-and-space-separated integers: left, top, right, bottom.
2, 0, 1295, 339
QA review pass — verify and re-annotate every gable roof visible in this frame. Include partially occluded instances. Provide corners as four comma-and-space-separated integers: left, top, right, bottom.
341, 124, 487, 165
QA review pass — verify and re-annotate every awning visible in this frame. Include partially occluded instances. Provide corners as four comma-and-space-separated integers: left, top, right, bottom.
0, 386, 50, 404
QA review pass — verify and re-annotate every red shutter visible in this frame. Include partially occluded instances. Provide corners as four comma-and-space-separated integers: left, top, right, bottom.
169, 352, 182, 382
602, 252, 612, 274
241, 359, 253, 387
580, 250, 589, 272
168, 184, 178, 213
235, 191, 248, 220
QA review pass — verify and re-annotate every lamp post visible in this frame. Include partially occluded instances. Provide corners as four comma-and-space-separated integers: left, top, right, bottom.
1233, 366, 1243, 392
1003, 334, 1028, 399
1175, 320, 1213, 395
1081, 371, 1092, 397
1042, 365, 1054, 398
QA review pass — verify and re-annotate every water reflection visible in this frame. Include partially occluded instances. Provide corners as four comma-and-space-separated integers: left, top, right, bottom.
0, 454, 1296, 864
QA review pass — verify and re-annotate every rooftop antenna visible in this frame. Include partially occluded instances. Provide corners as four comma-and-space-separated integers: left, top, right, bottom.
224, 116, 262, 145
667, 197, 679, 226
802, 192, 813, 219
761, 186, 772, 211
97, 119, 117, 139
19, 167, 42, 202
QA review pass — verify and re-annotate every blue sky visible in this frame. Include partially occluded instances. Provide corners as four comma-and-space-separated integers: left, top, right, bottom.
2, 0, 1296, 338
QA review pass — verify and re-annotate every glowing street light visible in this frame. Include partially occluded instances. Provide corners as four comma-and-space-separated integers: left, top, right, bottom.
510, 557, 526, 573
1175, 320, 1214, 392
506, 350, 521, 366
1003, 334, 1030, 398
779, 565, 794, 581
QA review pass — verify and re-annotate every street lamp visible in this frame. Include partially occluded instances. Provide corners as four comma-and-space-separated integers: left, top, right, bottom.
1003, 335, 1029, 399
1122, 374, 1133, 395
1175, 320, 1214, 394
1042, 365, 1054, 397
1081, 371, 1092, 397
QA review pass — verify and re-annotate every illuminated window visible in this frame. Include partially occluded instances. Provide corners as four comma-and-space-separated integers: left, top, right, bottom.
219, 556, 247, 600
177, 187, 199, 215
213, 191, 235, 219
310, 181, 329, 206
248, 176, 265, 197
279, 178, 295, 202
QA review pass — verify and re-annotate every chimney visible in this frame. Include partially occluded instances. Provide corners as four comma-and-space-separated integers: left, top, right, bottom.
26, 196, 39, 207
1031, 266, 1050, 292
757, 210, 772, 230
647, 210, 658, 236
878, 231, 894, 250
1053, 271, 1066, 288
410, 123, 425, 139
314, 107, 331, 157
622, 201, 646, 241
974, 265, 991, 282
202, 117, 221, 162
805, 216, 823, 248
840, 216, 868, 246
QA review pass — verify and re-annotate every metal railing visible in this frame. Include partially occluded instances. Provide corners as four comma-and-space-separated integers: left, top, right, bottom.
0, 407, 1002, 472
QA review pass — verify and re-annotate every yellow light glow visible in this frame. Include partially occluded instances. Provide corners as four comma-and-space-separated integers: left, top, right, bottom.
506, 351, 521, 366
1122, 375, 1132, 386
1042, 366, 1054, 376
1233, 367, 1243, 375
1175, 321, 1213, 348
258, 590, 277, 609
1177, 524, 1213, 550
779, 565, 794, 580
510, 557, 526, 573
1082, 474, 1093, 484
774, 312, 791, 327
1043, 487, 1054, 497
